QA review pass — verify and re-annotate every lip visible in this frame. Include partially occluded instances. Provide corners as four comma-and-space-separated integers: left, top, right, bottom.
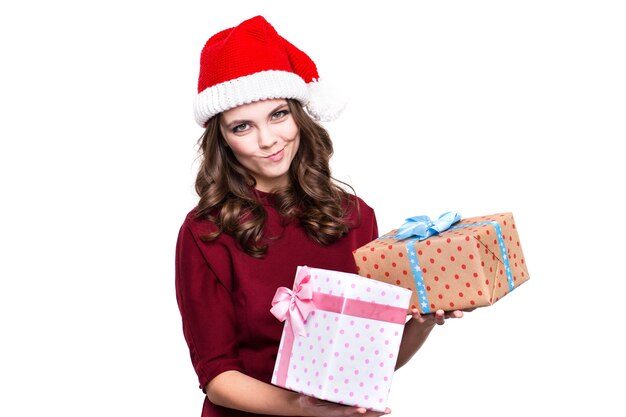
265, 147, 285, 162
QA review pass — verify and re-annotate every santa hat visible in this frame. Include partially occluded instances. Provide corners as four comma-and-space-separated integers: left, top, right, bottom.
193, 15, 345, 127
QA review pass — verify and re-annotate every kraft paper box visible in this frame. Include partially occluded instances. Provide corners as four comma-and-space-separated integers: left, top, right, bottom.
352, 212, 529, 314
270, 266, 411, 411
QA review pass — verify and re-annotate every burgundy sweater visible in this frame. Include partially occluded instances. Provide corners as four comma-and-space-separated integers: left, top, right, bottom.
175, 192, 378, 417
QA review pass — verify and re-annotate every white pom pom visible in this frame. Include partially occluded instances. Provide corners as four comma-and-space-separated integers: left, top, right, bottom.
305, 79, 347, 122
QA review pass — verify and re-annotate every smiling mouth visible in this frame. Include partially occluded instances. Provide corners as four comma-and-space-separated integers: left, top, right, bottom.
265, 146, 286, 158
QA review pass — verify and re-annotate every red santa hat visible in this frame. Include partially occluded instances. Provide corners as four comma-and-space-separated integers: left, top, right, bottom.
193, 15, 345, 127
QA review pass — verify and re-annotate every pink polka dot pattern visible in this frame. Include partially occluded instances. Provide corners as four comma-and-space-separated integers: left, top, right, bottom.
352, 212, 530, 313
271, 266, 412, 412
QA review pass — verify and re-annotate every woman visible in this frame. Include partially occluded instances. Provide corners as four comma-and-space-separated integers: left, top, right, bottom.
176, 15, 463, 417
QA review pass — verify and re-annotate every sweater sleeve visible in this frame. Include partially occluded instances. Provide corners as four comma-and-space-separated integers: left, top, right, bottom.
175, 221, 245, 391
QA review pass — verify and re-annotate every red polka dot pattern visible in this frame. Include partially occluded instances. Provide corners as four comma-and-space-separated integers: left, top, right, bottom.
352, 212, 530, 313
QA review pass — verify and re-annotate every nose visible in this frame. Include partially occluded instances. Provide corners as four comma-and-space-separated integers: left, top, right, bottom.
257, 125, 278, 149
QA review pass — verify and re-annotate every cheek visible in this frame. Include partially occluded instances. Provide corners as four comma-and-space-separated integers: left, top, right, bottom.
226, 138, 255, 158
279, 120, 299, 142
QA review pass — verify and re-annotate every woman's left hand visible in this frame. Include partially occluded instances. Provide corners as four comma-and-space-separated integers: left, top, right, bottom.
395, 307, 473, 370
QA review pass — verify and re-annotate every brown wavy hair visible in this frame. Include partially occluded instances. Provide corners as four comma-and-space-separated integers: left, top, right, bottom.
194, 99, 359, 257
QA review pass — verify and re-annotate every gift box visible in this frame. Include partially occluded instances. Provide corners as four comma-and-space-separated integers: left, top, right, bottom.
352, 212, 529, 314
270, 266, 412, 411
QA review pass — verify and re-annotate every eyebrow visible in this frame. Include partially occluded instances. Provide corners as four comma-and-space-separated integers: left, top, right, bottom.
222, 103, 289, 129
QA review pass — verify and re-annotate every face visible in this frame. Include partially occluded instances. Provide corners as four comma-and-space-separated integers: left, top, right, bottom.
219, 99, 300, 192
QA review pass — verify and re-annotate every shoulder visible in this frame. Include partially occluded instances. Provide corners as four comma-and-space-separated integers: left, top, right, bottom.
179, 207, 219, 237
341, 193, 377, 238
176, 207, 235, 279
175, 208, 237, 295
355, 195, 375, 215
176, 207, 227, 257
344, 194, 375, 220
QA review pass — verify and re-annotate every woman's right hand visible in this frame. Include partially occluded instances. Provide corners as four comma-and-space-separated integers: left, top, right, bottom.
297, 394, 391, 417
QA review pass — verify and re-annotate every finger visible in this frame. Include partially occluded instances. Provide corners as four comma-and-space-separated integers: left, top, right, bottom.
441, 310, 463, 319
367, 407, 392, 417
435, 309, 445, 325
358, 409, 390, 417
352, 407, 377, 416
411, 308, 426, 323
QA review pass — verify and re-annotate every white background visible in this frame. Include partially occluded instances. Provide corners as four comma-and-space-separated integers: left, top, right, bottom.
1, 1, 625, 416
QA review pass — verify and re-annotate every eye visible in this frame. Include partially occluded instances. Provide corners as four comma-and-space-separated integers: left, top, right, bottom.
231, 123, 250, 133
271, 109, 289, 120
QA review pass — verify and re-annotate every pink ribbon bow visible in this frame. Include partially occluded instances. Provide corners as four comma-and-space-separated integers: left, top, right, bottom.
270, 267, 316, 337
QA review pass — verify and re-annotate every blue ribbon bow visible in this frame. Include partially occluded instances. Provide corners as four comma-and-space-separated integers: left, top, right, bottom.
395, 211, 462, 241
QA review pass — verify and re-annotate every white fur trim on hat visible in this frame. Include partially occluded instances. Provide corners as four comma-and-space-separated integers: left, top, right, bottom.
305, 79, 347, 122
194, 70, 310, 127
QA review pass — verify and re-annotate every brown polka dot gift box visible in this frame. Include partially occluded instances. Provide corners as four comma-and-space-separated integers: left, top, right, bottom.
352, 212, 529, 313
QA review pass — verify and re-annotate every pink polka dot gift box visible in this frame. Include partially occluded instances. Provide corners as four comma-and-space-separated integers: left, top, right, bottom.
270, 266, 412, 411
352, 212, 530, 314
